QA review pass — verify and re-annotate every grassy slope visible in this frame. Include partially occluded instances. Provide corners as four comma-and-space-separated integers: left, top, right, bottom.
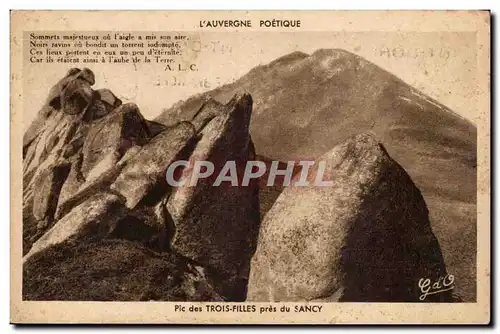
157, 49, 477, 301
23, 238, 221, 301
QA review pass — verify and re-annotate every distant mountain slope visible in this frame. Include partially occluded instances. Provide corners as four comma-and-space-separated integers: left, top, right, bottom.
157, 49, 477, 301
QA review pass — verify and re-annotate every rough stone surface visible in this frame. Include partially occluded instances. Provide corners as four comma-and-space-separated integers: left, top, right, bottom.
145, 120, 167, 138
45, 68, 95, 110
60, 78, 95, 116
55, 154, 86, 215
110, 121, 196, 209
22, 69, 158, 255
167, 94, 261, 282
247, 133, 451, 302
23, 69, 239, 302
80, 103, 150, 179
24, 192, 127, 263
22, 112, 81, 251
23, 112, 77, 188
96, 88, 122, 109
189, 98, 224, 132
55, 162, 125, 221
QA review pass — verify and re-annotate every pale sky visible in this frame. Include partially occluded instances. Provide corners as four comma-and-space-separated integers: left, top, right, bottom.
23, 31, 478, 129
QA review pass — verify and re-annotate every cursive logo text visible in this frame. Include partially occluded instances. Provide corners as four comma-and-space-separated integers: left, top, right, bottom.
418, 274, 455, 301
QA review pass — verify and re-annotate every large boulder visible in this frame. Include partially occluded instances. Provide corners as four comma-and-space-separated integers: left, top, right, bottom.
80, 103, 151, 180
110, 121, 197, 210
23, 111, 78, 189
56, 104, 152, 217
60, 76, 95, 116
167, 94, 261, 282
45, 67, 95, 109
22, 110, 83, 252
22, 68, 154, 253
23, 68, 100, 196
247, 133, 451, 302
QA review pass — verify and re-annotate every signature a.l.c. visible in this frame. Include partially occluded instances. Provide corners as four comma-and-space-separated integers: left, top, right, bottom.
418, 274, 455, 301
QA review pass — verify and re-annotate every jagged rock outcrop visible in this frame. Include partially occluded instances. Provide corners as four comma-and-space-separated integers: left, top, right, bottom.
23, 68, 94, 152
96, 88, 122, 110
22, 68, 152, 250
247, 133, 451, 302
166, 94, 260, 299
23, 69, 260, 301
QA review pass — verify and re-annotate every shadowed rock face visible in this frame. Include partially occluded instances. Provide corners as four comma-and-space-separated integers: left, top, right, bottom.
32, 163, 71, 223
157, 49, 477, 301
167, 94, 260, 300
247, 134, 451, 302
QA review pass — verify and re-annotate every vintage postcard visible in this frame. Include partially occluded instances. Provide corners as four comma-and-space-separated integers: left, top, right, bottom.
10, 10, 490, 324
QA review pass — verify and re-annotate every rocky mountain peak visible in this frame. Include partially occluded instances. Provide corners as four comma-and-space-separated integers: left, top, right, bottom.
23, 69, 260, 301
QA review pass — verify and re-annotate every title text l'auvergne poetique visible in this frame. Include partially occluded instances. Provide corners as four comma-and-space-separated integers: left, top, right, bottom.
199, 19, 301, 28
